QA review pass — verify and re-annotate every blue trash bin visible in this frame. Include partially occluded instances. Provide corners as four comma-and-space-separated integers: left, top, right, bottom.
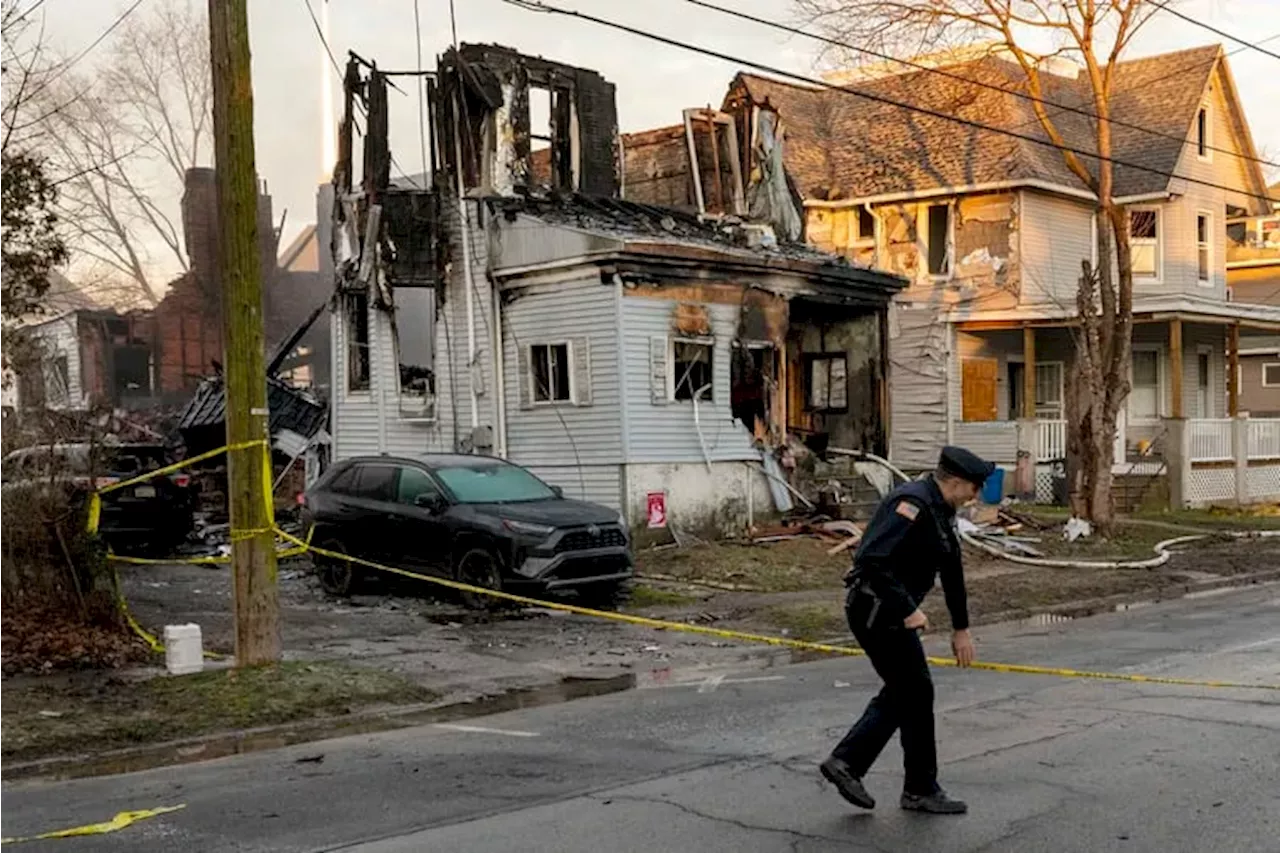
980, 468, 1005, 504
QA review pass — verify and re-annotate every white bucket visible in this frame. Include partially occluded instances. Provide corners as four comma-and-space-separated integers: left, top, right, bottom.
164, 624, 204, 676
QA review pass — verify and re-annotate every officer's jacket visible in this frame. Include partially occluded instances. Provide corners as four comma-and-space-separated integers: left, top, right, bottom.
848, 476, 969, 630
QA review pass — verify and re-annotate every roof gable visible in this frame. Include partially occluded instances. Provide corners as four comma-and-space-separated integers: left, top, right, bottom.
728, 44, 1254, 202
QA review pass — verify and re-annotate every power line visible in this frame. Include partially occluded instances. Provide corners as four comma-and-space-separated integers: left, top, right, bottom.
301, 0, 342, 78
1147, 0, 1280, 61
23, 0, 145, 102
681, 0, 1278, 170
500, 0, 1276, 205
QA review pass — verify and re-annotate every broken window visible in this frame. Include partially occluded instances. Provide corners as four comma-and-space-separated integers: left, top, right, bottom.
672, 339, 714, 402
526, 82, 575, 191
856, 207, 876, 244
683, 109, 744, 216
926, 204, 951, 276
530, 342, 572, 403
48, 355, 70, 404
346, 291, 371, 392
731, 342, 774, 435
394, 286, 435, 399
806, 354, 848, 412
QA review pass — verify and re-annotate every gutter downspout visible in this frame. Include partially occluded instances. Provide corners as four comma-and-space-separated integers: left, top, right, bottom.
612, 273, 632, 521
452, 99, 479, 432
491, 277, 507, 458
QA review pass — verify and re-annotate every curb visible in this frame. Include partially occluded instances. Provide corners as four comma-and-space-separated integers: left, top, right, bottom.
1, 673, 634, 784
977, 566, 1280, 625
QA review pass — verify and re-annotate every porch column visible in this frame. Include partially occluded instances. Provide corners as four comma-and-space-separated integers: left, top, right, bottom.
1169, 318, 1183, 419
1233, 414, 1249, 505
1228, 324, 1240, 417
1022, 326, 1036, 419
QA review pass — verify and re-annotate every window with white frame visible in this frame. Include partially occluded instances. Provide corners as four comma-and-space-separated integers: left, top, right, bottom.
672, 338, 714, 401
1129, 208, 1161, 280
1196, 212, 1212, 285
1130, 348, 1162, 420
1196, 104, 1211, 161
1196, 348, 1212, 417
1007, 361, 1064, 419
530, 342, 573, 403
924, 203, 951, 277
1263, 363, 1280, 388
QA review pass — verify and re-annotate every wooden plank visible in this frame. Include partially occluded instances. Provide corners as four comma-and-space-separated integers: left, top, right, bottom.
961, 357, 999, 422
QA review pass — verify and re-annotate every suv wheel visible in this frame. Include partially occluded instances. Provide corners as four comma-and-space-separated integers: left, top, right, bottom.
316, 539, 361, 597
454, 548, 504, 610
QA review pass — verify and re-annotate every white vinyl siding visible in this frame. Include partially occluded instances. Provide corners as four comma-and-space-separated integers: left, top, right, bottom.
1019, 191, 1094, 307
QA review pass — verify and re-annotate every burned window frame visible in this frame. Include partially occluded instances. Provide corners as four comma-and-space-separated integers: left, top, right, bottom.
805, 353, 848, 413
529, 341, 574, 404
923, 202, 952, 278
670, 337, 714, 403
345, 290, 372, 393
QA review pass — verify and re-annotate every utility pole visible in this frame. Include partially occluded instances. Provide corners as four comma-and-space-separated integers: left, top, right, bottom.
208, 0, 280, 665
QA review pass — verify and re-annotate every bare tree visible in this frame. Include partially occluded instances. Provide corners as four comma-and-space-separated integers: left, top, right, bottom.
795, 0, 1171, 533
38, 1, 211, 307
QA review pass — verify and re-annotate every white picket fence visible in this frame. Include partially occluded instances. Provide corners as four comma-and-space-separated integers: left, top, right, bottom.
1036, 419, 1066, 462
1188, 419, 1234, 462
1249, 419, 1280, 460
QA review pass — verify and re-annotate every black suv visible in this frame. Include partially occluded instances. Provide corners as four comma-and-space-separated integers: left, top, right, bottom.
300, 454, 633, 607
2, 442, 197, 554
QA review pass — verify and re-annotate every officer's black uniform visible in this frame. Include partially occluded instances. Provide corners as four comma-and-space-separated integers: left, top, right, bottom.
824, 446, 993, 809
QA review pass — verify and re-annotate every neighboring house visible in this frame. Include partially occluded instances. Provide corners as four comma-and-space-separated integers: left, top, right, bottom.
12, 308, 156, 411
672, 43, 1280, 508
324, 44, 906, 532
1227, 181, 1280, 417
271, 220, 333, 395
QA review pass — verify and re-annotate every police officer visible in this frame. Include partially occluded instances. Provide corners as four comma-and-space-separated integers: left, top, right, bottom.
819, 446, 994, 815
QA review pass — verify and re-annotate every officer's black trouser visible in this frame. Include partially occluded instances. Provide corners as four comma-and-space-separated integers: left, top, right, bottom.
830, 585, 939, 796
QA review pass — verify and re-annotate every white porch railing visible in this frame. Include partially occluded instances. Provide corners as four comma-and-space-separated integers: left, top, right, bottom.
1189, 419, 1234, 462
1036, 419, 1066, 462
1248, 419, 1280, 460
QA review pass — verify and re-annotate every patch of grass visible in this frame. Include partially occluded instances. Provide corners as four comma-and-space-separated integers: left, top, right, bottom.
636, 540, 847, 592
1, 661, 434, 764
758, 601, 847, 641
624, 584, 698, 609
1131, 505, 1280, 531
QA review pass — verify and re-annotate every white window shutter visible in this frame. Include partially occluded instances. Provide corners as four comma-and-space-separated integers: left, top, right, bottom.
650, 336, 669, 405
571, 337, 592, 406
517, 344, 532, 409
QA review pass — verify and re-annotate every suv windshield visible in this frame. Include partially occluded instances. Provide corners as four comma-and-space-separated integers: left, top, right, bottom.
434, 462, 557, 504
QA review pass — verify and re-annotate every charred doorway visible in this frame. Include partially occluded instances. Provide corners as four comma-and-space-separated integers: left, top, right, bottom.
786, 300, 885, 456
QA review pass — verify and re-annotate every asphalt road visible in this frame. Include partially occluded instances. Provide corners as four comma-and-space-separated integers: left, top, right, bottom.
4, 586, 1279, 853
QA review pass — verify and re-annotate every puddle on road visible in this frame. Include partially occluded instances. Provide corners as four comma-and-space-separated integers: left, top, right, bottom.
7, 674, 638, 784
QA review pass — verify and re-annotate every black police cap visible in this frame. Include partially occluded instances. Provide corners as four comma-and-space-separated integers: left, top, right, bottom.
938, 445, 996, 487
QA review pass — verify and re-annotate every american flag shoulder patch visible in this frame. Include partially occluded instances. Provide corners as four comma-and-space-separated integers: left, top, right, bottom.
895, 501, 920, 521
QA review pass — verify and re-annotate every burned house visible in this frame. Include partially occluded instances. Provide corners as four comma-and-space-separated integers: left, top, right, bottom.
326, 45, 904, 532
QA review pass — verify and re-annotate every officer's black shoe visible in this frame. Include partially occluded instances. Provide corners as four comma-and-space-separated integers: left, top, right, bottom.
819, 757, 875, 809
900, 789, 968, 814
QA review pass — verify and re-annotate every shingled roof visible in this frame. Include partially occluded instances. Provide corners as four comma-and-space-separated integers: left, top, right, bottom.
730, 44, 1249, 202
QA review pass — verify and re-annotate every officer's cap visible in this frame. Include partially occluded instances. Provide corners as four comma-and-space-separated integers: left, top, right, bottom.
938, 445, 996, 487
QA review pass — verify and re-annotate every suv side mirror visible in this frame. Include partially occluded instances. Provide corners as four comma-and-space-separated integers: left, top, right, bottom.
550, 485, 564, 498
414, 492, 446, 513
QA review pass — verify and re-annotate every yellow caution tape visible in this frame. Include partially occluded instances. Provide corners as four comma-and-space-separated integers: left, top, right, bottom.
274, 528, 1280, 692
0, 805, 186, 844
86, 440, 1279, 691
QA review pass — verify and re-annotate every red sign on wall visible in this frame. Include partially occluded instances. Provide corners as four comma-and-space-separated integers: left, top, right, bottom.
646, 491, 667, 529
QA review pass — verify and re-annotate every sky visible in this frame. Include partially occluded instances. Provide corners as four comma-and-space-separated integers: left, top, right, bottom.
30, 0, 1280, 285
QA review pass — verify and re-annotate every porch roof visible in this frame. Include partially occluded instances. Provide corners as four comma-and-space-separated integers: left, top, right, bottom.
947, 294, 1280, 331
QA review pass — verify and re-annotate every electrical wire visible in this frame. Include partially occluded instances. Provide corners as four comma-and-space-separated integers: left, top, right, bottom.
681, 0, 1277, 170
1147, 0, 1280, 61
499, 0, 1276, 206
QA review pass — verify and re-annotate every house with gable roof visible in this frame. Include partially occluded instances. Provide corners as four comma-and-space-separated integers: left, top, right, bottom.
622, 43, 1280, 507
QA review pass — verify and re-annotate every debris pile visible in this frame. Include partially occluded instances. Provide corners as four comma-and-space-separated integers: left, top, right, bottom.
957, 504, 1049, 557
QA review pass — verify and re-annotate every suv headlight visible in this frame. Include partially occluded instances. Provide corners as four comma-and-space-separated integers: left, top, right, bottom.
502, 519, 555, 537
